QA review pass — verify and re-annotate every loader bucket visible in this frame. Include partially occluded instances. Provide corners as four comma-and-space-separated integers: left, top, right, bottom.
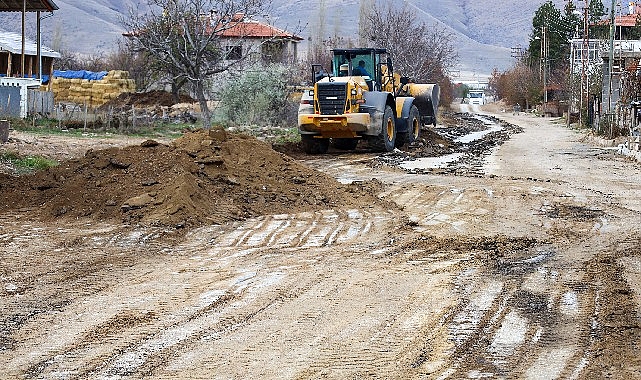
408, 83, 440, 124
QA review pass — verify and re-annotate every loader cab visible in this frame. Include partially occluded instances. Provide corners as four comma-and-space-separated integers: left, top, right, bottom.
330, 48, 388, 91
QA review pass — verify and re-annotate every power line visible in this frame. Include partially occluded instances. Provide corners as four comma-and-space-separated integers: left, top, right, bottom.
511, 46, 526, 60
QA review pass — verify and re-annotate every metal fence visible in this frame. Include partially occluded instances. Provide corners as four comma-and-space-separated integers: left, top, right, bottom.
27, 89, 54, 116
0, 85, 196, 131
50, 102, 194, 131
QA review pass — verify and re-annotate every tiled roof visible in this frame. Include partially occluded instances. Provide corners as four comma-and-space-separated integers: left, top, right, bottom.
126, 13, 303, 42
596, 6, 641, 27
613, 14, 640, 27
211, 14, 303, 41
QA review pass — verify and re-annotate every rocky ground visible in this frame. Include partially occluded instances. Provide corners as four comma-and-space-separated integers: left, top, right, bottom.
0, 103, 640, 379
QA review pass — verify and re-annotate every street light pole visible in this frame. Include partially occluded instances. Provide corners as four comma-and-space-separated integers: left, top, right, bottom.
543, 25, 548, 105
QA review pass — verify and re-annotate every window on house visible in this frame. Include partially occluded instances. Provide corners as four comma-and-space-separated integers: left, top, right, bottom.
261, 41, 284, 63
226, 45, 242, 60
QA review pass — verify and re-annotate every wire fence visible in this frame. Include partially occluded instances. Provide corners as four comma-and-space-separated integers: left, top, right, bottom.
49, 102, 197, 132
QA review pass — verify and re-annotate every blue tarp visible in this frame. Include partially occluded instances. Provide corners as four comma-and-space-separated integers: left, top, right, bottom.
52, 70, 108, 81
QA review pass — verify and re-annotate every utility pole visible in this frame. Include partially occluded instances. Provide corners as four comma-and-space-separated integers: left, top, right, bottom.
580, 0, 589, 127
511, 46, 525, 61
606, 0, 616, 114
543, 25, 548, 105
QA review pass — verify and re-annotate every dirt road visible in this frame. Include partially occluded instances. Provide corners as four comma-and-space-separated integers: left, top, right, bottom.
1, 107, 640, 379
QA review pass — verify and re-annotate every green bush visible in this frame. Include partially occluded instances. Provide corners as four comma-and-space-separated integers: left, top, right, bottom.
217, 64, 299, 128
0, 151, 58, 174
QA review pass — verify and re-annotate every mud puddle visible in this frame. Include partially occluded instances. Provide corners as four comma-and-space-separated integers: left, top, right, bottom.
380, 113, 522, 176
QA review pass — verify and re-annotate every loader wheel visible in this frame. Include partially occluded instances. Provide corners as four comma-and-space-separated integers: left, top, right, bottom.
368, 105, 396, 152
331, 138, 359, 150
301, 135, 329, 154
397, 105, 420, 147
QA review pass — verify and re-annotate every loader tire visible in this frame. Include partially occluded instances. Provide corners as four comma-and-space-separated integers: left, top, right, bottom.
368, 105, 396, 152
397, 105, 420, 146
331, 138, 359, 150
301, 135, 329, 154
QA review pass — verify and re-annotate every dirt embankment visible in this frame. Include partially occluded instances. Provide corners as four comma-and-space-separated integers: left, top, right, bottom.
0, 113, 530, 228
0, 129, 382, 228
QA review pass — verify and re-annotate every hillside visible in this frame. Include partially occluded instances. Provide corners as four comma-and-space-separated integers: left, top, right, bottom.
0, 0, 567, 77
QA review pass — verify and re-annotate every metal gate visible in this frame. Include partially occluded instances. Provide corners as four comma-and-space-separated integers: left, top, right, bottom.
0, 86, 21, 117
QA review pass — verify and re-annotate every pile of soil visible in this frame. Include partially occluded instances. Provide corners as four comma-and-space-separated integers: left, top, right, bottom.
98, 90, 196, 110
0, 130, 381, 228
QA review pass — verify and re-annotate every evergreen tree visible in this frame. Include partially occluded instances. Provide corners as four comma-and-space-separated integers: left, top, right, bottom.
588, 0, 609, 39
563, 0, 582, 39
529, 1, 568, 72
589, 0, 607, 24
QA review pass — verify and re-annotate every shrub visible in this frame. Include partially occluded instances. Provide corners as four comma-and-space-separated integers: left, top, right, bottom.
216, 64, 299, 128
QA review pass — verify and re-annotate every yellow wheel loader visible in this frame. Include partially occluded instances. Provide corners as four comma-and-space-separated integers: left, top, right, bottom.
297, 48, 440, 154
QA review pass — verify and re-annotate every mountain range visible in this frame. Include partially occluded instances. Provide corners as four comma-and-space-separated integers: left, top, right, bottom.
0, 0, 569, 79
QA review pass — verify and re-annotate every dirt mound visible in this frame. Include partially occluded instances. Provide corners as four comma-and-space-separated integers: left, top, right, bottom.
0, 130, 381, 227
99, 90, 195, 110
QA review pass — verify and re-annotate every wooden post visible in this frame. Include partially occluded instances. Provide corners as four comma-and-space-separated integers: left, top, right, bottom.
37, 11, 41, 80
21, 0, 26, 77
0, 120, 9, 143
27, 55, 32, 78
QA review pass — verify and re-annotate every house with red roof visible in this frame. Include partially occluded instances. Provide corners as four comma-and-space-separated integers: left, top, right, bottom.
209, 13, 303, 65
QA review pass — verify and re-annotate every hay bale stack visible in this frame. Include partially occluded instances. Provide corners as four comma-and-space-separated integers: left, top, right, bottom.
51, 70, 137, 108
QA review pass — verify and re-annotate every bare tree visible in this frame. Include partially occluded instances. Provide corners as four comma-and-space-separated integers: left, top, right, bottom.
104, 41, 159, 92
358, 0, 374, 46
489, 62, 540, 108
122, 0, 271, 128
55, 49, 80, 71
360, 2, 459, 83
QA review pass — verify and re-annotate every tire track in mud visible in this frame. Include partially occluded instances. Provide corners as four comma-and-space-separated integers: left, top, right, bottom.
280, 114, 641, 379
13, 252, 320, 379
3, 207, 401, 379
178, 208, 394, 253
422, 243, 597, 379
5, 111, 641, 378
0, 214, 162, 357
409, 220, 641, 380
580, 239, 641, 379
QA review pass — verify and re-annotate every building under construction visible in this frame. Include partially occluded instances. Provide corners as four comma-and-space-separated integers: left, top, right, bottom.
0, 0, 59, 118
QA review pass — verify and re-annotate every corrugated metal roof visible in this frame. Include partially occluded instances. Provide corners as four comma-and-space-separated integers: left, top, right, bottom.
0, 0, 58, 12
0, 31, 60, 57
